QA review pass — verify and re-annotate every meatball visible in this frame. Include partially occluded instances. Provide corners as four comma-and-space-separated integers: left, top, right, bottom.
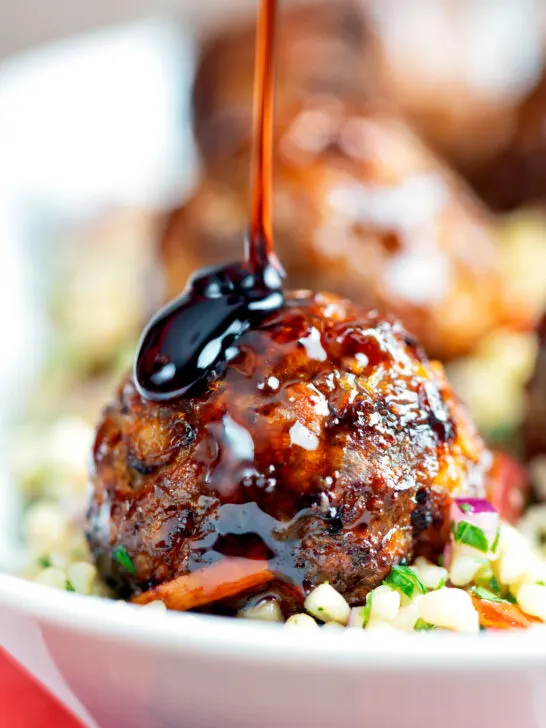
365, 0, 545, 175
87, 292, 490, 611
161, 103, 516, 360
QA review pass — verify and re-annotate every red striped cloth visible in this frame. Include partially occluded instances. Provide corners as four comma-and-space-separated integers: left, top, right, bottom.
0, 648, 80, 727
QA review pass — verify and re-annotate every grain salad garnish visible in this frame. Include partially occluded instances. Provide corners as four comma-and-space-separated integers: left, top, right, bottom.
24, 490, 546, 633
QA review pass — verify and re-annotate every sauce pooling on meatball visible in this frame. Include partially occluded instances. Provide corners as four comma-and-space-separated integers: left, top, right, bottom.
135, 0, 284, 401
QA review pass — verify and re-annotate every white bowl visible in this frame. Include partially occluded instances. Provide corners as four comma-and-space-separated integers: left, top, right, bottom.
2, 571, 546, 728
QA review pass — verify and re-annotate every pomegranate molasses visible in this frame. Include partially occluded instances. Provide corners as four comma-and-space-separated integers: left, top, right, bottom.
135, 0, 283, 401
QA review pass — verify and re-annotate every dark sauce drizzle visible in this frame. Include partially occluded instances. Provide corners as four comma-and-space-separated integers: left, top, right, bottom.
132, 0, 311, 606
135, 0, 284, 401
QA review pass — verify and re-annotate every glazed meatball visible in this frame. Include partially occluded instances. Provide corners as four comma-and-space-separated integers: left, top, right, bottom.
161, 103, 516, 360
87, 292, 490, 610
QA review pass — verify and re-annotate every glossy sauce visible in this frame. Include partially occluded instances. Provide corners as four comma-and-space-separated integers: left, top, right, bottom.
135, 0, 284, 401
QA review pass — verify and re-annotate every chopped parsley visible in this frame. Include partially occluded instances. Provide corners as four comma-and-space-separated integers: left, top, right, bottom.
361, 592, 373, 627
472, 586, 504, 603
38, 555, 51, 569
486, 576, 503, 598
506, 592, 518, 605
491, 527, 501, 554
452, 520, 489, 553
436, 577, 446, 590
437, 555, 444, 567
113, 545, 136, 574
414, 618, 435, 631
385, 565, 426, 600
459, 503, 473, 514
65, 580, 75, 592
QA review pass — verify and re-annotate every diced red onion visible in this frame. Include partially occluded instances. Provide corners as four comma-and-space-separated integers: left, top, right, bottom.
454, 498, 497, 515
451, 498, 499, 554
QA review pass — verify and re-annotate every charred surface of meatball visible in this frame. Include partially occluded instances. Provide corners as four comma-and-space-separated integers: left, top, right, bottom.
87, 293, 489, 610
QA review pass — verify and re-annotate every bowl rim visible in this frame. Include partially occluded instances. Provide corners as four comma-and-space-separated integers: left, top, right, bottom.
2, 571, 546, 670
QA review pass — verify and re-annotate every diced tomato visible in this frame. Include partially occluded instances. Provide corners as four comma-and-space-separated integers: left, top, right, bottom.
471, 595, 539, 629
486, 452, 529, 524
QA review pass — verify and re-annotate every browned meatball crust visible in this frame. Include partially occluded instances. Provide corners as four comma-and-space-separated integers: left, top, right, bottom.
87, 292, 489, 611
161, 103, 516, 360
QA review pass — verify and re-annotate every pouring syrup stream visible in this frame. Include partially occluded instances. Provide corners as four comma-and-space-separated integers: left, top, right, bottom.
134, 0, 283, 402
248, 0, 280, 276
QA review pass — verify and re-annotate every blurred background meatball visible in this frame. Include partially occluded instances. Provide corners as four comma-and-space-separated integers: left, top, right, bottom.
468, 71, 546, 212
162, 0, 546, 444
192, 0, 546, 196
192, 1, 381, 167
162, 100, 519, 361
87, 293, 490, 610
364, 0, 545, 178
